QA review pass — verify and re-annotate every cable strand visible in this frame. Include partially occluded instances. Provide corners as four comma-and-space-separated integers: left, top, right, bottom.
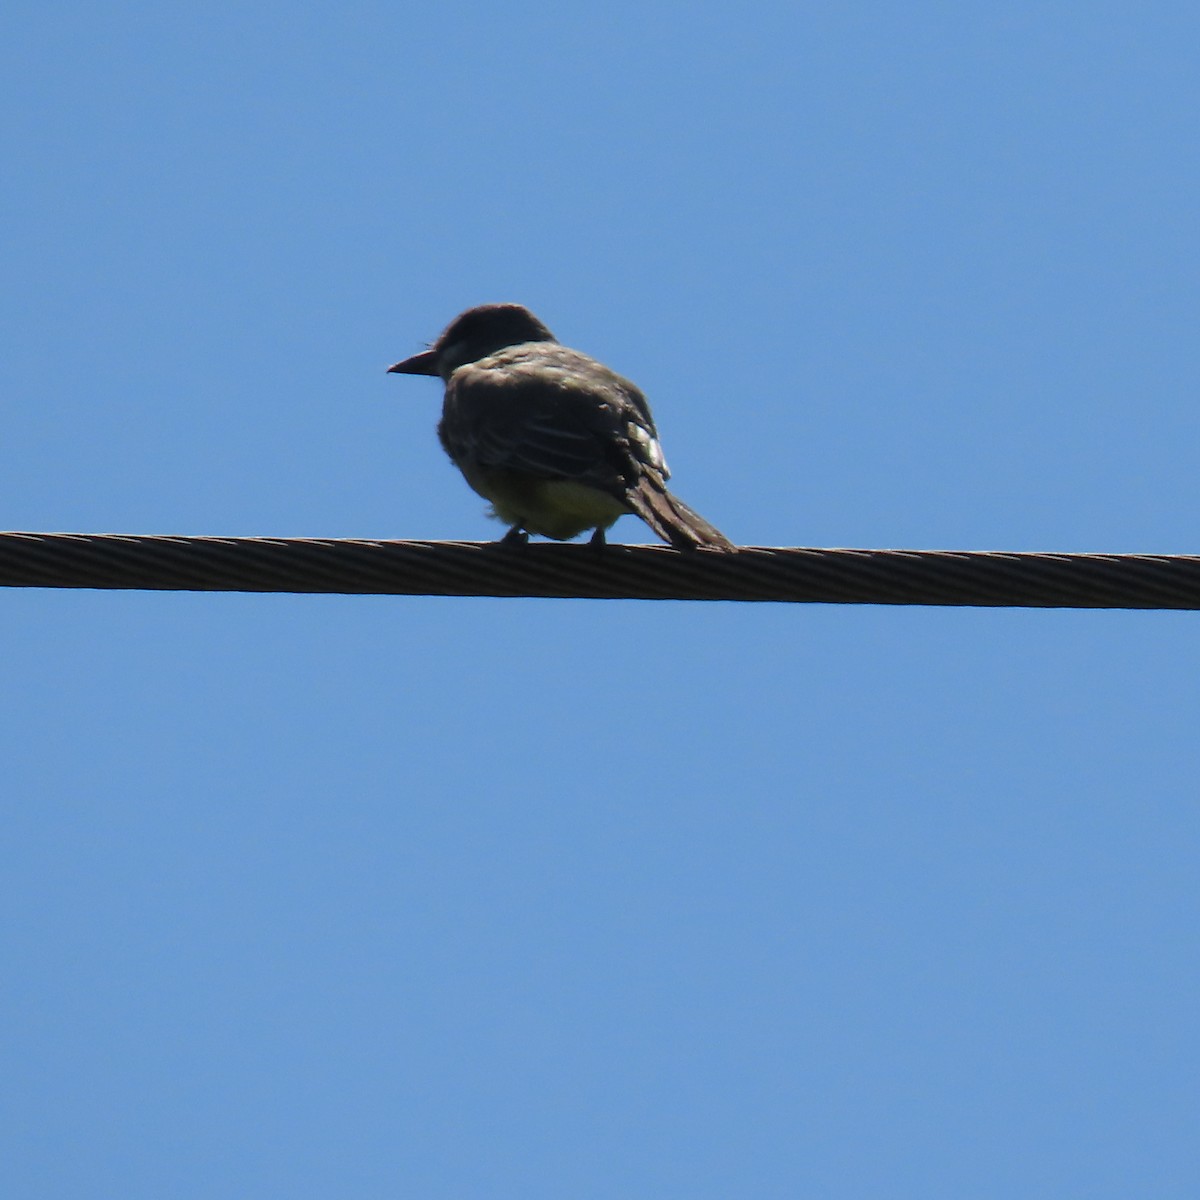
2, 532, 1200, 608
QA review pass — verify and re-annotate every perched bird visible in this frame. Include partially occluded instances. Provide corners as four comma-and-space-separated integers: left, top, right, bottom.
387, 304, 735, 551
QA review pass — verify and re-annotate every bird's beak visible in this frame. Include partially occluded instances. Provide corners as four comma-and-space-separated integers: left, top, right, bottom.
386, 349, 440, 376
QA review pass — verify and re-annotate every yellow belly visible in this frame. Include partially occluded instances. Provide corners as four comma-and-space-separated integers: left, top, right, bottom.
467, 468, 628, 540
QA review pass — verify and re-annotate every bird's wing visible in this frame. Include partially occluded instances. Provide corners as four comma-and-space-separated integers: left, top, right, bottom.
441, 346, 670, 500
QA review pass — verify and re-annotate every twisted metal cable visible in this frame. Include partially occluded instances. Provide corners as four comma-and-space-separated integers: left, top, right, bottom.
2, 531, 1200, 608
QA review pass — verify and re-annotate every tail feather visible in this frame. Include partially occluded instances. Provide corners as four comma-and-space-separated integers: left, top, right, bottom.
626, 478, 736, 552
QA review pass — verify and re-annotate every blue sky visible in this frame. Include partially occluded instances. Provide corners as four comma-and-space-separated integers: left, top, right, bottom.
3, 3, 1199, 1197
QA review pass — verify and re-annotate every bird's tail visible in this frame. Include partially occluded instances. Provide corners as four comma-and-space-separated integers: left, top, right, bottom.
626, 477, 736, 552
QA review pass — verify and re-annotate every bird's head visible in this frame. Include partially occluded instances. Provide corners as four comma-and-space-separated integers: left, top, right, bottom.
387, 304, 557, 380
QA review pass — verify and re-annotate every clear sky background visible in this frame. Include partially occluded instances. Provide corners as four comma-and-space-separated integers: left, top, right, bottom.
3, 3, 1199, 1197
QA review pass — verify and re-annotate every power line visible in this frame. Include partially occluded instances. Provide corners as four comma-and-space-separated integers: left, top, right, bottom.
1, 531, 1198, 608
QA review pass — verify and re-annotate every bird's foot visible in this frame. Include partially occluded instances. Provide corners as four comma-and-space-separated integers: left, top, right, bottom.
588, 527, 607, 553
500, 526, 530, 547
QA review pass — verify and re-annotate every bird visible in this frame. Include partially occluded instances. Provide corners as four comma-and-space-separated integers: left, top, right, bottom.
386, 303, 735, 552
